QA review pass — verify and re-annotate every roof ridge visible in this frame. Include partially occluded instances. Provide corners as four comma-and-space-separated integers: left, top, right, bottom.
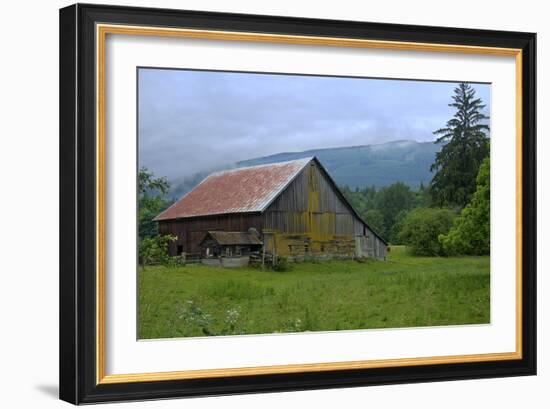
257, 157, 314, 212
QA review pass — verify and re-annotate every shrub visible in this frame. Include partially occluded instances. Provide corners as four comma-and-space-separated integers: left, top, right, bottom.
440, 157, 490, 255
166, 255, 185, 268
397, 207, 456, 256
139, 234, 177, 266
272, 256, 292, 272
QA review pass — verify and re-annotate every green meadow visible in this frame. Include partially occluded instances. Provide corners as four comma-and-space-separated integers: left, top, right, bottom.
138, 246, 490, 339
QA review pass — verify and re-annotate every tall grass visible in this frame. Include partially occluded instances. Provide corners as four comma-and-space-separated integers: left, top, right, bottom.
138, 249, 489, 339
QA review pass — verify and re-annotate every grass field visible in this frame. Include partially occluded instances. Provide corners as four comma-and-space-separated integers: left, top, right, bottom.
138, 246, 490, 339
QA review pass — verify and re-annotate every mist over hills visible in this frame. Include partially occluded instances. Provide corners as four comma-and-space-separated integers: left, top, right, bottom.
169, 140, 439, 200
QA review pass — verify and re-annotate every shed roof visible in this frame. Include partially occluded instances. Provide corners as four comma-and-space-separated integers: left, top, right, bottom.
154, 158, 311, 221
201, 231, 263, 246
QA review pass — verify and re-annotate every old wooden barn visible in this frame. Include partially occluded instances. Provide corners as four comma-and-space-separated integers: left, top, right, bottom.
154, 157, 387, 262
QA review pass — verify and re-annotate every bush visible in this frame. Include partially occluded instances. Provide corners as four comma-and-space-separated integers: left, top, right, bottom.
440, 157, 490, 255
139, 234, 177, 266
272, 256, 291, 272
397, 207, 456, 256
166, 255, 185, 268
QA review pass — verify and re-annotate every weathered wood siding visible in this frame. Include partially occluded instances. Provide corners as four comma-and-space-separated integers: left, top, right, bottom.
263, 161, 382, 258
365, 229, 387, 259
264, 162, 362, 235
158, 213, 263, 256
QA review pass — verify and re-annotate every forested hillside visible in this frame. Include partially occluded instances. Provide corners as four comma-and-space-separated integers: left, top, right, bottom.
238, 140, 438, 189
169, 140, 438, 200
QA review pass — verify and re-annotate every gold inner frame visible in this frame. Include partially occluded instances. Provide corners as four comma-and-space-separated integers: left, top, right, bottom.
95, 23, 523, 385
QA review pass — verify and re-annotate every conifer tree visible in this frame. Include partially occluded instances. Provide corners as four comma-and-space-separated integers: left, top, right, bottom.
430, 83, 490, 207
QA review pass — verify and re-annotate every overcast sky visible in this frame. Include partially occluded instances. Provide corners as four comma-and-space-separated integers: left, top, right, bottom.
138, 68, 490, 181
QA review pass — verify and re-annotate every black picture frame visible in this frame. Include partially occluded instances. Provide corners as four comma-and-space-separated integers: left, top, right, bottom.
59, 3, 536, 405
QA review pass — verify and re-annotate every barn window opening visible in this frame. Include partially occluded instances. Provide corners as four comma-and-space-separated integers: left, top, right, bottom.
177, 245, 183, 255
320, 244, 325, 252
226, 247, 232, 257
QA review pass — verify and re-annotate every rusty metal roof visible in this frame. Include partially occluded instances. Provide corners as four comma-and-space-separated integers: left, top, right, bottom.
154, 158, 312, 221
202, 231, 263, 246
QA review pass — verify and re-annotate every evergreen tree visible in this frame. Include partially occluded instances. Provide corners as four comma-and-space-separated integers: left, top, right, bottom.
430, 83, 490, 208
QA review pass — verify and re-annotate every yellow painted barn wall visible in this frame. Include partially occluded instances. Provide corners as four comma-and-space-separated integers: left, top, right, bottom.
263, 162, 356, 257
264, 231, 355, 257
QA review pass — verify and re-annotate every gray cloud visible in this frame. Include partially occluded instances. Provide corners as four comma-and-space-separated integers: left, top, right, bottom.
138, 69, 490, 181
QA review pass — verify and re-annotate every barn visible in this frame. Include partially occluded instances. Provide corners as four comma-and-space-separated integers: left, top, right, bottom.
154, 157, 387, 261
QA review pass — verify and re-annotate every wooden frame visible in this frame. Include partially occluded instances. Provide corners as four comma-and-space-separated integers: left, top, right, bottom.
59, 3, 536, 404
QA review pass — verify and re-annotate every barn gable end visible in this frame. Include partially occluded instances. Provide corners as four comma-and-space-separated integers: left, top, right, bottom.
262, 158, 386, 259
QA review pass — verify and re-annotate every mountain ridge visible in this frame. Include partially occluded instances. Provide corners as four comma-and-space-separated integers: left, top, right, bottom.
237, 139, 439, 189
169, 139, 440, 199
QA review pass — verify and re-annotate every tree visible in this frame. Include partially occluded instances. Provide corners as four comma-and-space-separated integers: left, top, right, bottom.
364, 209, 384, 236
397, 207, 456, 256
138, 167, 172, 239
341, 185, 377, 219
375, 182, 416, 238
414, 181, 432, 208
430, 83, 490, 208
388, 209, 408, 244
138, 167, 177, 266
439, 157, 490, 255
139, 167, 170, 196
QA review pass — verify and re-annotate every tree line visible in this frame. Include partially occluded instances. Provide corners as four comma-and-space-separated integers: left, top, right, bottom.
342, 82, 490, 256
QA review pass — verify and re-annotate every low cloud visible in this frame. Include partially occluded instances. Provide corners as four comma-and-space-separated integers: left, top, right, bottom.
138, 69, 490, 181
